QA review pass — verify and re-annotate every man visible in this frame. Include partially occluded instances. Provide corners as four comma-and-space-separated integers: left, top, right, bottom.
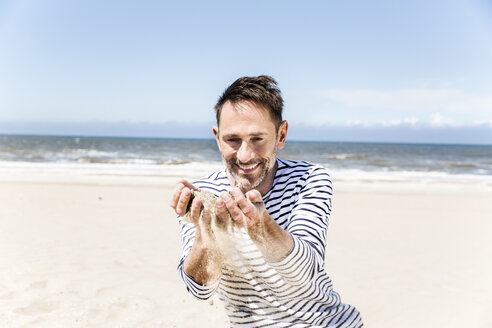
170, 75, 363, 327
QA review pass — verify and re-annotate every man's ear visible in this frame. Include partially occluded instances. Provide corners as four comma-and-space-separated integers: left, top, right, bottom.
212, 126, 221, 151
276, 121, 288, 150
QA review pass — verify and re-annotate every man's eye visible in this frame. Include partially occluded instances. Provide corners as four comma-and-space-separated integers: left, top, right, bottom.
252, 138, 263, 142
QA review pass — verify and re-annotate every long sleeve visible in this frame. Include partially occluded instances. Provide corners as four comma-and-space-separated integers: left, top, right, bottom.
176, 217, 220, 300
269, 165, 332, 287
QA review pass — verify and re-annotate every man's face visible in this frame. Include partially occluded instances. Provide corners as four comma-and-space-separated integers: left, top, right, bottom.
213, 101, 287, 193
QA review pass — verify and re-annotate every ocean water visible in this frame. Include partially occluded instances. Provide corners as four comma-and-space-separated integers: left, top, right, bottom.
1, 135, 492, 186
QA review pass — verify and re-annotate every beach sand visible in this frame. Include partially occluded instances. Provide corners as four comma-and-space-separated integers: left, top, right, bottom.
1, 175, 491, 327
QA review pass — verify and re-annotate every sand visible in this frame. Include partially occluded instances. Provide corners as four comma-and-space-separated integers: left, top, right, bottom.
1, 174, 491, 327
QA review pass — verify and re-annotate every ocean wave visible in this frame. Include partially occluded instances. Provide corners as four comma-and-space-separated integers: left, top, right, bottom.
1, 160, 491, 185
321, 153, 370, 160
443, 163, 478, 169
329, 168, 492, 191
0, 160, 222, 179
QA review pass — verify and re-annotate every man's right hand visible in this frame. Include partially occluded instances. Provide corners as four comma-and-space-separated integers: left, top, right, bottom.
171, 179, 224, 284
170, 179, 202, 225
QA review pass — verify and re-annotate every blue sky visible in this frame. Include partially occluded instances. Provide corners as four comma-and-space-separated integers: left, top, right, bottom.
1, 0, 491, 143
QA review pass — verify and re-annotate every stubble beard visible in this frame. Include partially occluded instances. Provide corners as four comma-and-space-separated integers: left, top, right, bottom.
224, 149, 277, 191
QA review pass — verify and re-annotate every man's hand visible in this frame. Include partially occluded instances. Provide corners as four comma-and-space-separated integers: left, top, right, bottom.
170, 179, 223, 284
215, 187, 265, 228
170, 179, 203, 225
215, 187, 293, 262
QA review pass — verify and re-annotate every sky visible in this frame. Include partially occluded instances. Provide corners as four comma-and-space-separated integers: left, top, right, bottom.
1, 0, 492, 144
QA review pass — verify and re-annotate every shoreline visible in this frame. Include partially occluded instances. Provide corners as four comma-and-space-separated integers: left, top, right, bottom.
1, 164, 491, 195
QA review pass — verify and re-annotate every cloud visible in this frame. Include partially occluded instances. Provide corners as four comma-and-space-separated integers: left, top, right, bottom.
288, 121, 492, 144
0, 120, 215, 139
346, 117, 420, 128
344, 113, 492, 129
319, 88, 492, 116
429, 113, 454, 127
473, 120, 492, 128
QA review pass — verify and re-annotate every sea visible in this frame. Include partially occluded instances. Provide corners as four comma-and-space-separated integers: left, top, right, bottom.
1, 135, 492, 190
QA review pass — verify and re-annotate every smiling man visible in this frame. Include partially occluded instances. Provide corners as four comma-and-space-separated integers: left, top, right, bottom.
170, 76, 363, 327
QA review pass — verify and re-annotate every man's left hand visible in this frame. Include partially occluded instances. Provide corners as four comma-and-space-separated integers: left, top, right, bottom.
215, 187, 266, 229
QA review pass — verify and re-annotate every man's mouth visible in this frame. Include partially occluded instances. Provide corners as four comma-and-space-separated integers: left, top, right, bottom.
236, 162, 260, 174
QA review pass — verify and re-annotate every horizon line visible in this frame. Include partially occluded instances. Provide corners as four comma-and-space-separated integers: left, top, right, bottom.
1, 132, 491, 147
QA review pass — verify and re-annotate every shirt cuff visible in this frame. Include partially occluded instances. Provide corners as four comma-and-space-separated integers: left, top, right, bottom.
181, 269, 220, 300
268, 235, 310, 282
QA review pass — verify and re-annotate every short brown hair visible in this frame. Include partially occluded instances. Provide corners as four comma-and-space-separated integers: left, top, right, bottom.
214, 75, 284, 130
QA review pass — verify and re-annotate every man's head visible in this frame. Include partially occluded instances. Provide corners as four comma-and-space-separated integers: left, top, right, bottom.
213, 75, 288, 194
214, 75, 284, 131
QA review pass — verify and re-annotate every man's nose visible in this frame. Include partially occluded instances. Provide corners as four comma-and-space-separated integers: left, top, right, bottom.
237, 141, 254, 163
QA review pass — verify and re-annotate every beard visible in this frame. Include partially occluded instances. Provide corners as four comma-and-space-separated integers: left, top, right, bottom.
224, 149, 277, 191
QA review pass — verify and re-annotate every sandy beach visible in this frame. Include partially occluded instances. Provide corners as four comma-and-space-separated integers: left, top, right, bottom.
1, 173, 491, 327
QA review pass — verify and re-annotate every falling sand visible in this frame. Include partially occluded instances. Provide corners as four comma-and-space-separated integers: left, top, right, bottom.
183, 190, 254, 274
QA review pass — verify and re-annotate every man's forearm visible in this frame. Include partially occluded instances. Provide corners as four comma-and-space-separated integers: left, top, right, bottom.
184, 229, 224, 284
248, 213, 293, 262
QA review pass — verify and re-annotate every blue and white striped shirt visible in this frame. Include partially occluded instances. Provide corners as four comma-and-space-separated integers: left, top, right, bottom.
177, 159, 362, 327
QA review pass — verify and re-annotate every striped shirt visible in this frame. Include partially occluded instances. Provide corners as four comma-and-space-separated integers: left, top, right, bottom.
177, 159, 363, 327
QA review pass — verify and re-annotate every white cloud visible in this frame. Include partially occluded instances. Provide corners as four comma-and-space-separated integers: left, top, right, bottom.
381, 117, 419, 127
472, 120, 492, 128
345, 117, 419, 128
319, 88, 492, 116
343, 114, 492, 129
429, 113, 455, 127
345, 120, 369, 127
